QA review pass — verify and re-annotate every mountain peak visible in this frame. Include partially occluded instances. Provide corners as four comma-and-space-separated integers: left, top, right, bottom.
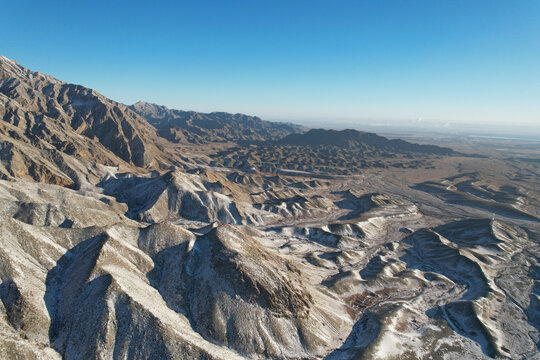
0, 55, 15, 63
0, 54, 63, 84
131, 101, 168, 111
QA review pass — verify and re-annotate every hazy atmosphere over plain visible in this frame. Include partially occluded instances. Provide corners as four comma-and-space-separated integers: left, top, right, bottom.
1, 0, 539, 136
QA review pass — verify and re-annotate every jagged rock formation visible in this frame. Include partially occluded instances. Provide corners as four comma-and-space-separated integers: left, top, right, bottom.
130, 101, 304, 144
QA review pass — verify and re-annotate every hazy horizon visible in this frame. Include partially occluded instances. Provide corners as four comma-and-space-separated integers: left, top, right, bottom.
2, 0, 539, 134
270, 116, 540, 140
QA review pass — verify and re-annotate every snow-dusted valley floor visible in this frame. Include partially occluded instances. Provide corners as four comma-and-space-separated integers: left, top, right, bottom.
0, 153, 538, 360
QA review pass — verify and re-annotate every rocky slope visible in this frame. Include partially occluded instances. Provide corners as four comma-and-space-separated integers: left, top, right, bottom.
0, 56, 176, 188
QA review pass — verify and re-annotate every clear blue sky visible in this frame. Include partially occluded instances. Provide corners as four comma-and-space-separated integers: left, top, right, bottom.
1, 0, 539, 132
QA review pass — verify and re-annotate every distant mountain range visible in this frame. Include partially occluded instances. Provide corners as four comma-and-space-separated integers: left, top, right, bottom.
0, 56, 304, 186
130, 101, 304, 144
0, 54, 457, 187
278, 128, 456, 155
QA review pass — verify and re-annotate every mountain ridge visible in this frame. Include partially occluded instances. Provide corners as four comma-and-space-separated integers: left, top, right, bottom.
130, 101, 305, 144
0, 55, 178, 187
277, 128, 456, 155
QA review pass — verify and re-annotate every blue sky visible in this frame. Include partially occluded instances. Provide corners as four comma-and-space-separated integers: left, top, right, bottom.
1, 0, 539, 132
